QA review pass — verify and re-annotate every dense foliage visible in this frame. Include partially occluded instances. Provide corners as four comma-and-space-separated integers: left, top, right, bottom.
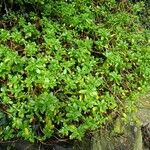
0, 0, 150, 142
139, 0, 150, 29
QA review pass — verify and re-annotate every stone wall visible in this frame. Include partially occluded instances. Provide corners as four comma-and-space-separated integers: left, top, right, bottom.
0, 94, 149, 150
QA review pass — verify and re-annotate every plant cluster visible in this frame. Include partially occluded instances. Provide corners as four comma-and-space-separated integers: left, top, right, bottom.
0, 0, 150, 142
139, 0, 150, 29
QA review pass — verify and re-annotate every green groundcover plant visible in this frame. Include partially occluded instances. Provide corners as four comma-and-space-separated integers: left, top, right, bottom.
0, 0, 150, 142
